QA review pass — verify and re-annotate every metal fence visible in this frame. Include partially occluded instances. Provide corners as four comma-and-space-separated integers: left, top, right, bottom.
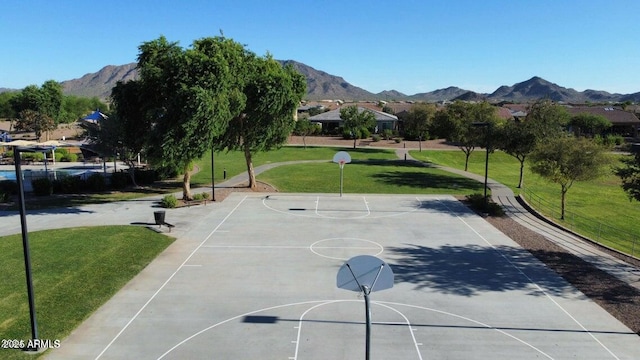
522, 188, 639, 258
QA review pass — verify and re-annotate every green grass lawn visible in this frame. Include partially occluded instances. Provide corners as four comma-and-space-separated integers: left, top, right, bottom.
410, 149, 640, 256
0, 226, 173, 360
258, 159, 484, 195
190, 146, 398, 186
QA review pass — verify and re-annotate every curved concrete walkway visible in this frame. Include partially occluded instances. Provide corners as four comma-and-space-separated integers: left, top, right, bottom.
395, 148, 640, 291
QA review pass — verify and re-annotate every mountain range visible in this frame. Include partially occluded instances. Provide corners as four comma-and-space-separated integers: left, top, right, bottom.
18, 61, 640, 103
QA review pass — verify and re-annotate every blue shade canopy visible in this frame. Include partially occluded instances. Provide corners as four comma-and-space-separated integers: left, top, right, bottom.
0, 131, 12, 142
82, 109, 108, 123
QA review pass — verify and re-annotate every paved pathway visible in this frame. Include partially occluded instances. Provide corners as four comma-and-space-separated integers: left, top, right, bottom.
395, 148, 640, 291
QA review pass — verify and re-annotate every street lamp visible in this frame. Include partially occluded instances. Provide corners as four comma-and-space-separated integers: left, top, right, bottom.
12, 145, 55, 351
472, 122, 491, 215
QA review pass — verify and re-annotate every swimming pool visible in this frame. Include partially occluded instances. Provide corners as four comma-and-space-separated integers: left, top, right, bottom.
0, 169, 98, 181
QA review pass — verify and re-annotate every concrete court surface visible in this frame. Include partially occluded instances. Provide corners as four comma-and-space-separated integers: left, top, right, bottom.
39, 193, 640, 359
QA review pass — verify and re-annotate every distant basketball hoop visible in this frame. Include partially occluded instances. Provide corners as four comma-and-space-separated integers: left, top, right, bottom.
332, 151, 351, 196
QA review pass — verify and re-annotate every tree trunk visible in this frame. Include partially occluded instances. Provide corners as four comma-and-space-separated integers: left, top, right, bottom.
182, 163, 192, 200
518, 160, 525, 188
302, 135, 307, 149
560, 186, 567, 220
353, 137, 357, 149
125, 159, 139, 188
464, 152, 470, 171
244, 143, 257, 190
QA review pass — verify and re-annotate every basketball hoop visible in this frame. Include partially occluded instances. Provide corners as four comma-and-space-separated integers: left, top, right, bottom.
333, 151, 352, 197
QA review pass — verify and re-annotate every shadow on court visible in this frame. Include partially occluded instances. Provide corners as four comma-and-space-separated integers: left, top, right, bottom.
388, 244, 578, 297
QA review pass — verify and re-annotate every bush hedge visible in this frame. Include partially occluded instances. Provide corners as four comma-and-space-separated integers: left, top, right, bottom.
32, 178, 53, 196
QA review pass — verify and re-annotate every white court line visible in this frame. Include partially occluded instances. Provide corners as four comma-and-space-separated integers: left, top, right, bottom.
293, 301, 341, 360
157, 300, 342, 360
374, 302, 424, 360
262, 194, 426, 219
377, 301, 554, 359
95, 195, 249, 360
315, 195, 371, 219
155, 297, 561, 359
202, 245, 310, 250
438, 199, 620, 360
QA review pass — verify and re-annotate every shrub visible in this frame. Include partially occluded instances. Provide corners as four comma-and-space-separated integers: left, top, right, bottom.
23, 152, 44, 162
394, 137, 402, 143
31, 178, 53, 196
155, 165, 180, 180
382, 129, 393, 140
61, 153, 78, 162
192, 193, 205, 201
201, 192, 210, 200
134, 169, 159, 185
371, 134, 381, 142
161, 194, 177, 208
86, 173, 107, 192
0, 180, 15, 203
52, 176, 84, 193
465, 193, 505, 217
110, 172, 129, 189
0, 180, 18, 195
54, 152, 64, 162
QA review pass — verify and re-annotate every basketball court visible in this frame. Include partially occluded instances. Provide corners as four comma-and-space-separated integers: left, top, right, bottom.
46, 193, 640, 359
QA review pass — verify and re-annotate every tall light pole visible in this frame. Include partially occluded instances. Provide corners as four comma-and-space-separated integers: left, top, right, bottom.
210, 148, 216, 201
472, 122, 491, 215
12, 145, 54, 351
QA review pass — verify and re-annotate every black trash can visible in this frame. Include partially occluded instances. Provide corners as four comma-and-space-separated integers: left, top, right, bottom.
154, 211, 166, 226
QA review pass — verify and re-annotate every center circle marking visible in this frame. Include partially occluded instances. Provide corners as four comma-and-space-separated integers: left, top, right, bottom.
310, 238, 384, 260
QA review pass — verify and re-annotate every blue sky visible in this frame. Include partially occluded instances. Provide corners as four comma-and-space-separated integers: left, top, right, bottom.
2, 0, 639, 95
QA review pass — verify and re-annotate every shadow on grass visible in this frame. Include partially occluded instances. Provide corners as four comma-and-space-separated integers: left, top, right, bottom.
0, 183, 178, 213
372, 169, 483, 191
388, 243, 577, 298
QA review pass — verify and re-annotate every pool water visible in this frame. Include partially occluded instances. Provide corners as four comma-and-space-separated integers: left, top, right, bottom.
0, 169, 96, 181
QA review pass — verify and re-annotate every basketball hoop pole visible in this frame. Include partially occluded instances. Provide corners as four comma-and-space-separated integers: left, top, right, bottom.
339, 161, 345, 197
346, 263, 384, 360
333, 152, 350, 197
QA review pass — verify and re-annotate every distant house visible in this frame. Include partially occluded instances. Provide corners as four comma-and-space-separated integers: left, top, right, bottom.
565, 106, 640, 137
309, 106, 399, 133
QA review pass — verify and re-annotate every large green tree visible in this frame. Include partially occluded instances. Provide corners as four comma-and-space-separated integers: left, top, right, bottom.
525, 98, 570, 141
214, 56, 306, 189
0, 91, 19, 120
569, 113, 611, 138
529, 136, 609, 220
136, 35, 250, 200
403, 103, 436, 151
87, 80, 151, 186
497, 120, 538, 188
9, 81, 63, 140
293, 116, 319, 149
615, 150, 640, 202
339, 105, 376, 149
497, 99, 569, 189
59, 96, 109, 124
431, 101, 499, 171
15, 109, 55, 140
